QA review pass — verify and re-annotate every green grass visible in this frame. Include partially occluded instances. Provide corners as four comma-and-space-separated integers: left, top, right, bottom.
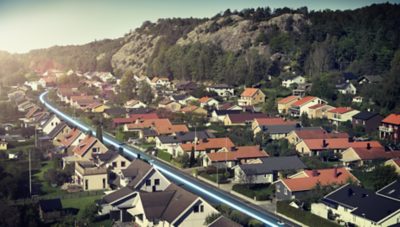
89, 219, 113, 227
62, 195, 103, 216
232, 183, 274, 200
157, 150, 172, 162
34, 161, 65, 196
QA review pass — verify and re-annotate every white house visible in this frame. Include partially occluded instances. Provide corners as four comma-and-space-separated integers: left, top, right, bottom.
124, 99, 147, 109
42, 115, 61, 135
206, 84, 235, 98
282, 76, 306, 88
336, 82, 357, 95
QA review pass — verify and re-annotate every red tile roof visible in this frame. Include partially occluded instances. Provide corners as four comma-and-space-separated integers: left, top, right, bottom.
206, 146, 268, 162
73, 136, 98, 157
180, 138, 234, 152
241, 88, 259, 97
227, 113, 269, 124
291, 96, 316, 107
382, 114, 400, 125
351, 147, 400, 160
255, 117, 298, 126
198, 96, 211, 103
303, 138, 382, 151
60, 129, 82, 147
277, 96, 299, 104
126, 118, 189, 135
113, 113, 159, 124
308, 103, 325, 110
294, 129, 348, 140
328, 107, 354, 114
282, 167, 358, 192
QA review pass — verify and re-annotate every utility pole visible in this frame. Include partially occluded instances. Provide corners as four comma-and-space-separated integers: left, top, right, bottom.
29, 148, 32, 197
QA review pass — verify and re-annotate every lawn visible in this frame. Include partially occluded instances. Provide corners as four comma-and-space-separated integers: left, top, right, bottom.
62, 195, 103, 216
157, 150, 172, 162
34, 161, 64, 196
232, 183, 274, 201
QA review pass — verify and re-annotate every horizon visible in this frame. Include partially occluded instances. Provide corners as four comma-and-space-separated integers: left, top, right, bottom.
1, 0, 399, 54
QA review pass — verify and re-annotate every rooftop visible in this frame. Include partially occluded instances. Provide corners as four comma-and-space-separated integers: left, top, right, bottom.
382, 114, 400, 125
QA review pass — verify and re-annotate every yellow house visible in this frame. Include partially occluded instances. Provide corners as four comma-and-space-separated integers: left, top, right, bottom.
307, 104, 335, 119
385, 158, 400, 174
277, 96, 300, 114
85, 102, 109, 113
0, 141, 8, 150
74, 161, 108, 191
238, 88, 265, 106
326, 107, 360, 125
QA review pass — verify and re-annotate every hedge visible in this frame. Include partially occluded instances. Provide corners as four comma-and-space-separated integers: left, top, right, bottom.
276, 201, 339, 227
157, 150, 172, 162
232, 184, 273, 201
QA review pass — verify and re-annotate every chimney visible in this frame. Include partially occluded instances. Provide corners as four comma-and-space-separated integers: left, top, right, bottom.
367, 143, 371, 150
322, 139, 328, 147
334, 167, 338, 178
312, 169, 319, 177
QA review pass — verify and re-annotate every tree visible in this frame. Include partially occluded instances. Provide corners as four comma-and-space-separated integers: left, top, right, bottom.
118, 70, 136, 103
78, 204, 98, 224
96, 124, 103, 143
190, 146, 195, 167
137, 81, 154, 104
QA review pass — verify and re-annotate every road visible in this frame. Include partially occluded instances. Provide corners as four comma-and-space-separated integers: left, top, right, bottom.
39, 91, 300, 227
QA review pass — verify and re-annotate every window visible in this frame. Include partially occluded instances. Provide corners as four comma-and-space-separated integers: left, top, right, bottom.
200, 205, 204, 212
284, 188, 288, 195
92, 147, 98, 153
193, 205, 199, 213
121, 161, 126, 167
276, 185, 281, 192
137, 214, 143, 221
85, 179, 89, 190
103, 178, 106, 189
112, 162, 117, 168
154, 179, 160, 185
146, 179, 151, 186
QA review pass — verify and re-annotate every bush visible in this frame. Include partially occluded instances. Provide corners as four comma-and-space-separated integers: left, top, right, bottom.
277, 201, 339, 227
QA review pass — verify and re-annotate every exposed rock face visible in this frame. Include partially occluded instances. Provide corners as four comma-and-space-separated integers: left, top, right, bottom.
111, 32, 161, 76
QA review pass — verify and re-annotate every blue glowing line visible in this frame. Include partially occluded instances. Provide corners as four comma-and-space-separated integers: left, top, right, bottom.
39, 91, 281, 227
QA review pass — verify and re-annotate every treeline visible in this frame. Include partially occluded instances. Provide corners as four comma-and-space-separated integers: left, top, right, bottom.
147, 42, 270, 86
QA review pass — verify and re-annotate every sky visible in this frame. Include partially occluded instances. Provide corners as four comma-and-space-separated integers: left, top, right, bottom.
0, 0, 399, 53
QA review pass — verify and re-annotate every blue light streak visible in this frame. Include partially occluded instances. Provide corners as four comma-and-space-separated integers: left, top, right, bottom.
39, 91, 282, 227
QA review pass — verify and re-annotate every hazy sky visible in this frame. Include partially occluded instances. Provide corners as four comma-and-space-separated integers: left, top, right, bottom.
0, 0, 399, 53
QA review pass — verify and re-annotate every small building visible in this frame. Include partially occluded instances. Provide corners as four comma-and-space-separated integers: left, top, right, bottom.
326, 107, 360, 126
42, 115, 61, 135
38, 198, 63, 223
155, 131, 214, 155
74, 161, 108, 191
286, 127, 348, 145
352, 111, 383, 133
312, 183, 400, 227
275, 167, 358, 201
124, 99, 147, 109
238, 88, 265, 106
180, 105, 208, 115
198, 96, 219, 108
358, 75, 383, 85
158, 100, 181, 112
306, 104, 334, 119
176, 137, 234, 157
0, 141, 8, 150
336, 82, 357, 95
72, 135, 109, 160
288, 96, 327, 118
206, 84, 235, 98
282, 76, 306, 88
251, 117, 299, 139
379, 114, 400, 143
223, 113, 268, 126
341, 145, 400, 167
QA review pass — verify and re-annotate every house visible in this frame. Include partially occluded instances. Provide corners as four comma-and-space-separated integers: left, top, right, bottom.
327, 107, 360, 125
217, 102, 243, 111
311, 183, 400, 227
358, 75, 383, 85
385, 158, 400, 174
352, 96, 364, 104
112, 113, 159, 128
295, 138, 382, 156
155, 131, 214, 156
158, 99, 181, 112
70, 95, 96, 109
38, 76, 57, 88
286, 127, 348, 145
24, 80, 41, 91
203, 145, 268, 168
38, 198, 63, 223
234, 156, 305, 184
0, 141, 8, 150
198, 96, 219, 108
124, 99, 147, 109
352, 111, 383, 133
306, 104, 335, 119
180, 105, 208, 116
103, 107, 126, 119
175, 81, 198, 92
74, 161, 108, 191
208, 215, 242, 227
238, 88, 265, 106
93, 150, 131, 175
251, 117, 299, 139
223, 113, 268, 126
42, 115, 61, 135
171, 94, 198, 105
341, 145, 400, 167
206, 84, 235, 98
84, 102, 108, 113
275, 167, 358, 201
72, 135, 109, 160
151, 77, 171, 88
282, 76, 306, 88
289, 96, 327, 117
379, 114, 400, 143
106, 183, 218, 226
118, 159, 171, 190
176, 137, 234, 157
49, 123, 72, 146
277, 96, 300, 114
336, 82, 357, 95
210, 110, 242, 122
124, 119, 189, 139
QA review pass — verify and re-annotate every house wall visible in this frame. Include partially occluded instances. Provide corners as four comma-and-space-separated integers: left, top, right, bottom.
80, 141, 109, 160
299, 98, 326, 116
352, 115, 383, 133
176, 199, 218, 227
380, 122, 400, 143
385, 160, 400, 175
234, 167, 273, 184
341, 148, 362, 166
275, 181, 294, 200
109, 155, 131, 174
286, 131, 301, 145
75, 171, 108, 191
43, 116, 61, 135
295, 140, 311, 155
70, 133, 87, 148
139, 170, 170, 192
